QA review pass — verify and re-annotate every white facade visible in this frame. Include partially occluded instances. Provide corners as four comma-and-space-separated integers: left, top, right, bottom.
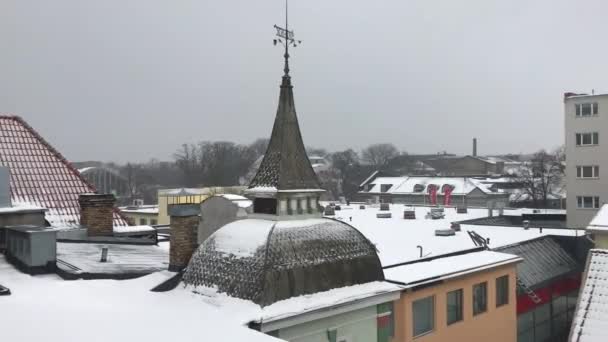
565, 93, 608, 228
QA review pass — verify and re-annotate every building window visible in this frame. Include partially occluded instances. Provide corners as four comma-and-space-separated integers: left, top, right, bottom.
473, 282, 487, 315
413, 296, 435, 337
446, 289, 463, 325
253, 198, 277, 215
575, 132, 599, 146
576, 196, 600, 209
380, 184, 392, 193
575, 102, 599, 117
150, 219, 157, 225
576, 165, 599, 179
139, 218, 147, 225
496, 275, 509, 307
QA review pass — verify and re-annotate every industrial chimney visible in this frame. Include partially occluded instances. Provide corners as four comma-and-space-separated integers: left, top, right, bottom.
472, 138, 478, 157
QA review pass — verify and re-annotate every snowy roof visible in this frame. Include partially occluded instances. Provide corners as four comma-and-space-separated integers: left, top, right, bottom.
182, 217, 384, 306
0, 258, 279, 342
331, 204, 582, 266
363, 176, 498, 195
0, 116, 127, 228
384, 250, 521, 286
587, 204, 608, 232
189, 280, 401, 327
569, 249, 608, 342
119, 205, 159, 214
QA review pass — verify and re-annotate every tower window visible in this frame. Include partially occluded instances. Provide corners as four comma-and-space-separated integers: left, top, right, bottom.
253, 198, 277, 214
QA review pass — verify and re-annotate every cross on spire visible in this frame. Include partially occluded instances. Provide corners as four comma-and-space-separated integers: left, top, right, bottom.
273, 0, 301, 76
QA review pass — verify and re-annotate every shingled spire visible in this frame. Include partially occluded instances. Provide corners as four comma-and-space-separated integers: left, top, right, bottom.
246, 3, 324, 217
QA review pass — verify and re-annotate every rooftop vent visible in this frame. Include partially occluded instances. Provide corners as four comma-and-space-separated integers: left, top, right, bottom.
376, 212, 392, 219
403, 209, 416, 220
435, 229, 456, 236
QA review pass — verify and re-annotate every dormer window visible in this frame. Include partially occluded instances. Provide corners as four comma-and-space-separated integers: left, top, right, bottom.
380, 184, 392, 193
441, 184, 455, 193
413, 184, 425, 193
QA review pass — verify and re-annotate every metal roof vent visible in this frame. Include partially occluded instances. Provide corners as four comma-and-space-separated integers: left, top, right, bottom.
376, 212, 392, 219
435, 229, 456, 236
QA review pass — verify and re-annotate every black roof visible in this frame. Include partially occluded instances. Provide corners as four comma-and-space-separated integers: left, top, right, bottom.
182, 218, 384, 307
495, 236, 584, 290
248, 75, 321, 191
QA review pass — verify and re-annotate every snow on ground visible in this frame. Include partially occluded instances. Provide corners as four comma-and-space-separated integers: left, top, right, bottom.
0, 256, 279, 342
330, 204, 582, 266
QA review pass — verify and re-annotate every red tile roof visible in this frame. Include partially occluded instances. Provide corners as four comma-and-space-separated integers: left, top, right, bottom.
0, 115, 127, 227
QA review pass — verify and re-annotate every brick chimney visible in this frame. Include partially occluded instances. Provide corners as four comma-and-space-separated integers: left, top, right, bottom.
168, 203, 200, 271
79, 194, 116, 236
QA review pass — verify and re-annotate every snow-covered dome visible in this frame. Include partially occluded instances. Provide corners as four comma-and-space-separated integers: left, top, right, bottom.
182, 218, 384, 306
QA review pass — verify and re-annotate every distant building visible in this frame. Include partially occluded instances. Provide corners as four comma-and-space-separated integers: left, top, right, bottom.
564, 92, 608, 228
423, 155, 521, 176
359, 174, 510, 208
78, 165, 131, 205
156, 186, 246, 224
119, 204, 159, 226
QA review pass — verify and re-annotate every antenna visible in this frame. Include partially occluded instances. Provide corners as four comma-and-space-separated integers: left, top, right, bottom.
273, 0, 302, 76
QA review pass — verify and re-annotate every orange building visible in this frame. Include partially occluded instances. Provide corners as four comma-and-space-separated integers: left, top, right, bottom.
384, 250, 522, 342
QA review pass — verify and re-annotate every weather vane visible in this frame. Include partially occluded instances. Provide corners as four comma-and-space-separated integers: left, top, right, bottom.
273, 0, 301, 76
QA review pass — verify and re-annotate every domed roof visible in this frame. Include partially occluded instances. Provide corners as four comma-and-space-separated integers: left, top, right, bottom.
182, 218, 384, 306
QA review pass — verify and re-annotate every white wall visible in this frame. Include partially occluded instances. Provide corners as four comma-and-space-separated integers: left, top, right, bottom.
277, 306, 378, 342
565, 94, 608, 228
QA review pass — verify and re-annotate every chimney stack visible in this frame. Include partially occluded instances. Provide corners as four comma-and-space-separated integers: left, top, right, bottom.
79, 194, 116, 236
168, 203, 200, 271
472, 138, 478, 157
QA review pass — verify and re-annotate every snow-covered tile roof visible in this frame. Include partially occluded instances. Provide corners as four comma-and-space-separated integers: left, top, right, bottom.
365, 176, 497, 195
384, 250, 521, 286
331, 204, 582, 266
587, 204, 608, 232
0, 257, 279, 342
569, 249, 608, 342
0, 115, 127, 228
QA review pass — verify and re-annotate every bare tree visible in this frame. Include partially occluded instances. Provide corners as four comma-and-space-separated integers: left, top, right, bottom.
514, 149, 564, 208
361, 143, 399, 169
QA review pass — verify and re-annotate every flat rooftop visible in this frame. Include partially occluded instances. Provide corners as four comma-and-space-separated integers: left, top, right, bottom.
328, 204, 582, 266
56, 242, 169, 278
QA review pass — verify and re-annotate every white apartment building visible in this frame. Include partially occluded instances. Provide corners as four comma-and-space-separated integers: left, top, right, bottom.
565, 92, 608, 228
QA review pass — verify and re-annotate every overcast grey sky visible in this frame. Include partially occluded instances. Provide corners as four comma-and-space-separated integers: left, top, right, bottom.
1, 0, 607, 163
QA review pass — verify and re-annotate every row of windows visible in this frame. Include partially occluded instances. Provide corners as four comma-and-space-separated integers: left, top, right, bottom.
518, 291, 578, 342
575, 132, 599, 146
575, 102, 599, 117
139, 218, 158, 225
576, 165, 600, 179
576, 196, 600, 209
413, 275, 509, 337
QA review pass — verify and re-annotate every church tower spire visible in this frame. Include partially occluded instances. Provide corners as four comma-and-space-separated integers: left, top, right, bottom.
247, 0, 324, 218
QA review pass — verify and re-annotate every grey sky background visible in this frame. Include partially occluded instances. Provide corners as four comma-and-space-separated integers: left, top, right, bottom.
1, 0, 607, 163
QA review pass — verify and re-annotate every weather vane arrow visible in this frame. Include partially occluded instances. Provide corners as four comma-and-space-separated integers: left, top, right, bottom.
273, 0, 301, 76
